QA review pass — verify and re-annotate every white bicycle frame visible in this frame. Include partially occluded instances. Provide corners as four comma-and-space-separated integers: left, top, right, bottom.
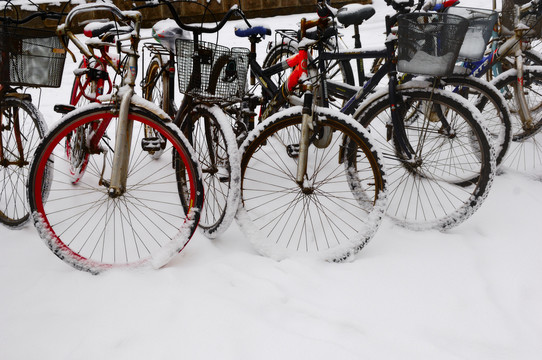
58, 3, 143, 196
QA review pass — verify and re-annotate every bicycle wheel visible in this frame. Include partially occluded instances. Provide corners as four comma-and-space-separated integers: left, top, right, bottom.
441, 75, 512, 167
67, 58, 110, 183
70, 58, 110, 107
238, 107, 387, 261
491, 66, 542, 172
180, 104, 240, 238
143, 54, 171, 159
355, 87, 495, 230
0, 96, 47, 228
27, 103, 204, 273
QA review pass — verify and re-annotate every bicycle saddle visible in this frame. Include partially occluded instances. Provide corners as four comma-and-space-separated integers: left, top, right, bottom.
336, 4, 376, 27
301, 25, 337, 41
234, 25, 272, 38
152, 19, 188, 52
83, 21, 133, 40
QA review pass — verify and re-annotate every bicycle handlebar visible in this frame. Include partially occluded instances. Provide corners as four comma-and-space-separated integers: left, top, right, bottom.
0, 1, 66, 25
57, 3, 142, 62
61, 2, 141, 31
132, 0, 252, 35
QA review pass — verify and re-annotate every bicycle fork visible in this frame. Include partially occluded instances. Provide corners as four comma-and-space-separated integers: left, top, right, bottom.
512, 47, 534, 129
296, 92, 314, 186
108, 88, 134, 197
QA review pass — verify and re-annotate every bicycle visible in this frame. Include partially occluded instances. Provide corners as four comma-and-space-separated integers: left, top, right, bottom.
483, 0, 542, 172
0, 2, 67, 228
266, 2, 512, 169
222, 6, 388, 260
235, 0, 495, 231
137, 0, 251, 238
27, 2, 204, 273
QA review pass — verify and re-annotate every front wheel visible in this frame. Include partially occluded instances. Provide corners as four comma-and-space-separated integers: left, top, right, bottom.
355, 88, 495, 230
27, 104, 204, 273
237, 107, 387, 261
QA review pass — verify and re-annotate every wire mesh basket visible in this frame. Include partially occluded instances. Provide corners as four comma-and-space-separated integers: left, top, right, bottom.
502, 0, 542, 38
175, 39, 250, 102
447, 7, 498, 61
396, 12, 468, 76
0, 25, 67, 88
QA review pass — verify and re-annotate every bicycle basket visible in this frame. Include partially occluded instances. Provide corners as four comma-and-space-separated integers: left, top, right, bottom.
447, 7, 498, 61
397, 12, 468, 76
176, 39, 250, 102
0, 25, 67, 88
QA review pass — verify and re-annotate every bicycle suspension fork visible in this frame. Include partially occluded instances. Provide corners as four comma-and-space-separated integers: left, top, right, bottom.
108, 36, 139, 197
296, 91, 314, 185
108, 87, 134, 197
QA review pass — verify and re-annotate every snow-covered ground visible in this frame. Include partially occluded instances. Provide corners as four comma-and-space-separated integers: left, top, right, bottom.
2, 1, 542, 359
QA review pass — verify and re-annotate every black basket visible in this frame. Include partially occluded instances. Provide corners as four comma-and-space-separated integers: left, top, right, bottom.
176, 39, 249, 102
447, 7, 498, 61
0, 25, 67, 88
397, 12, 468, 76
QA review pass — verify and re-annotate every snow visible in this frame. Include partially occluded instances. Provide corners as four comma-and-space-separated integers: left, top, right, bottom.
458, 31, 487, 60
1, 1, 542, 359
398, 50, 457, 76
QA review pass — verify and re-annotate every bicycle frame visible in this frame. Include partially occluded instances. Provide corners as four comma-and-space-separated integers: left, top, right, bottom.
467, 31, 533, 127
59, 3, 142, 196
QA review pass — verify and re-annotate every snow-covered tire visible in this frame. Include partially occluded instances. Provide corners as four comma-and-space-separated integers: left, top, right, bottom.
237, 106, 387, 262
180, 104, 241, 238
354, 87, 496, 230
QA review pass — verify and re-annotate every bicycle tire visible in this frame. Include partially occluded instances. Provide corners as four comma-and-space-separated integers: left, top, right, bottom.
67, 58, 109, 183
179, 104, 241, 238
0, 96, 48, 228
524, 49, 542, 66
354, 87, 495, 230
27, 103, 204, 273
491, 65, 542, 172
441, 76, 512, 167
143, 53, 174, 116
237, 107, 387, 261
143, 54, 170, 160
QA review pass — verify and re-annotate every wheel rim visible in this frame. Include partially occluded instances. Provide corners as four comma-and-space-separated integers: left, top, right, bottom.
30, 109, 200, 272
240, 114, 384, 260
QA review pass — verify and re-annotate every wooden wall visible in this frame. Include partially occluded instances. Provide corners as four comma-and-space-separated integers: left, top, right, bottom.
4, 0, 372, 29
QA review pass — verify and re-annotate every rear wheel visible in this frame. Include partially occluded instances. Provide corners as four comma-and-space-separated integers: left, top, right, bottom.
355, 88, 495, 230
143, 54, 171, 159
67, 58, 111, 183
441, 76, 512, 167
180, 104, 240, 238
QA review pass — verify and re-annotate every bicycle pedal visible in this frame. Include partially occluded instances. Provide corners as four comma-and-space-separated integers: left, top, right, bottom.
54, 104, 76, 114
141, 137, 165, 152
